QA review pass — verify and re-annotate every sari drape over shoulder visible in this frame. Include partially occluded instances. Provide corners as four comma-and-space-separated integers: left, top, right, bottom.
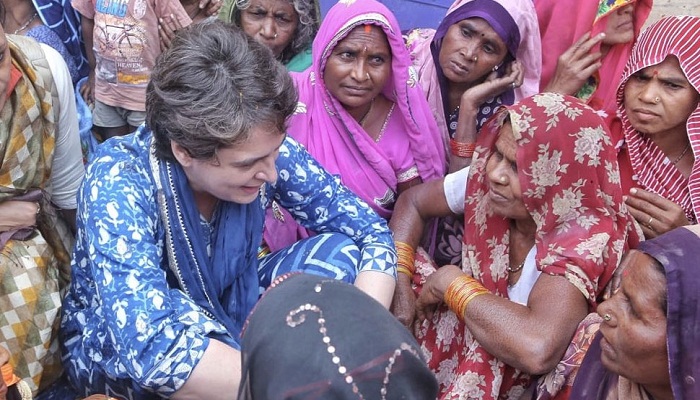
264, 0, 445, 251
290, 0, 445, 214
416, 93, 639, 399
616, 15, 700, 222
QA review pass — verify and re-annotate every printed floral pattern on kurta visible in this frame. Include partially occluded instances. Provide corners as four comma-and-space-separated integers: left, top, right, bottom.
60, 127, 396, 399
415, 93, 639, 400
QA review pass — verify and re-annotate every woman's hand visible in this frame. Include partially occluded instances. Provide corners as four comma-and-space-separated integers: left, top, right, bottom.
415, 265, 464, 322
0, 201, 40, 232
625, 187, 689, 238
459, 60, 524, 114
198, 0, 222, 17
159, 14, 184, 51
391, 274, 417, 328
80, 70, 96, 106
543, 32, 606, 95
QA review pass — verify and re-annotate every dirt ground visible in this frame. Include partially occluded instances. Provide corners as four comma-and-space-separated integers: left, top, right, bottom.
647, 0, 699, 27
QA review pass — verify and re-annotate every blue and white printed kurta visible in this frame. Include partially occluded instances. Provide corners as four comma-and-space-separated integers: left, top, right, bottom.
60, 127, 396, 399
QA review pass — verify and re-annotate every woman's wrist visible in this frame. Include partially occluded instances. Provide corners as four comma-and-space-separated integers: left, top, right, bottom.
450, 139, 475, 158
444, 275, 489, 319
395, 241, 416, 278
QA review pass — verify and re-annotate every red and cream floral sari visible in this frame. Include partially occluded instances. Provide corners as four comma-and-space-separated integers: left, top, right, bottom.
414, 93, 640, 399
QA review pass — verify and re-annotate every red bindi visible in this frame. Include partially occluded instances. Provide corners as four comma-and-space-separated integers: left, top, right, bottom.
364, 24, 372, 33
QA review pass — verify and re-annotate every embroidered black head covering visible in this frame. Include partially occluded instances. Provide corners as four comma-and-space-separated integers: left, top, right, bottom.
238, 273, 438, 399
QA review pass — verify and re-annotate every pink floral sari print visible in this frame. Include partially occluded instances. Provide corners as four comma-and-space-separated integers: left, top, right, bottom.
415, 93, 640, 399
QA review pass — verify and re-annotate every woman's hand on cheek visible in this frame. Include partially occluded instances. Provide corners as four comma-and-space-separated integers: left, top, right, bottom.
625, 187, 689, 238
459, 60, 524, 113
415, 265, 465, 323
543, 32, 605, 95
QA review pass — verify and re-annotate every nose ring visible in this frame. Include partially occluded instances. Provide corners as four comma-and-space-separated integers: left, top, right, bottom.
654, 96, 660, 104
472, 55, 478, 62
603, 314, 612, 322
499, 176, 507, 184
273, 32, 278, 39
366, 72, 370, 80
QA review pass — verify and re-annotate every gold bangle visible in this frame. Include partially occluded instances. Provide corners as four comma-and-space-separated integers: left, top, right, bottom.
444, 275, 489, 319
395, 241, 416, 274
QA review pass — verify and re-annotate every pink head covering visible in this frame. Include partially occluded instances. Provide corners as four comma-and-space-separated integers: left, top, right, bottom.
287, 0, 446, 218
406, 0, 541, 152
536, 0, 652, 122
618, 15, 700, 222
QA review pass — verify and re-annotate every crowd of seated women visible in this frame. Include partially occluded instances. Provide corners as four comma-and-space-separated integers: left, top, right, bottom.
0, 0, 699, 399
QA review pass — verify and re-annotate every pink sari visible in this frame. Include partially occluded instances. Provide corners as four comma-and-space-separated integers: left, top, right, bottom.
263, 0, 445, 251
536, 0, 652, 135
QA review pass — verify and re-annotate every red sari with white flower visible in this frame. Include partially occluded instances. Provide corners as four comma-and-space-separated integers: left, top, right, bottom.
414, 93, 640, 399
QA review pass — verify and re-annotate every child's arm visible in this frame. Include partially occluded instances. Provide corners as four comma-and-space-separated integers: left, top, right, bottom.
79, 15, 96, 105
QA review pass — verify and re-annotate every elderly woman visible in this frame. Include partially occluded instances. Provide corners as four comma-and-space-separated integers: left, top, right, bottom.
0, 7, 84, 397
404, 0, 541, 267
537, 0, 652, 123
569, 225, 700, 400
262, 0, 445, 256
239, 273, 438, 399
390, 93, 639, 399
219, 0, 319, 71
614, 15, 700, 239
59, 20, 396, 399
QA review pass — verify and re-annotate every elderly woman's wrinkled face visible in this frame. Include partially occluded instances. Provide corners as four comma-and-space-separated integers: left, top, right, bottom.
240, 0, 299, 57
597, 250, 669, 387
438, 17, 508, 88
485, 122, 529, 220
624, 56, 699, 137
0, 24, 11, 111
323, 25, 392, 112
602, 4, 636, 46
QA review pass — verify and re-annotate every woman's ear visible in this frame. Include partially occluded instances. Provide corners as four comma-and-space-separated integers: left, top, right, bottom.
171, 141, 193, 167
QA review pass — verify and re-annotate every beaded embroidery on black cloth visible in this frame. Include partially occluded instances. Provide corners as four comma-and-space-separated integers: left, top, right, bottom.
238, 274, 438, 399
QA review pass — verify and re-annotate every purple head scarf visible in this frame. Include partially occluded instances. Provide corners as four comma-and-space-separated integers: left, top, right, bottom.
405, 0, 541, 156
571, 225, 700, 400
433, 0, 521, 68
638, 225, 700, 399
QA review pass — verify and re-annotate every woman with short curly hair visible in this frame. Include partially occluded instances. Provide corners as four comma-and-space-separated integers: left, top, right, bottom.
220, 0, 319, 71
